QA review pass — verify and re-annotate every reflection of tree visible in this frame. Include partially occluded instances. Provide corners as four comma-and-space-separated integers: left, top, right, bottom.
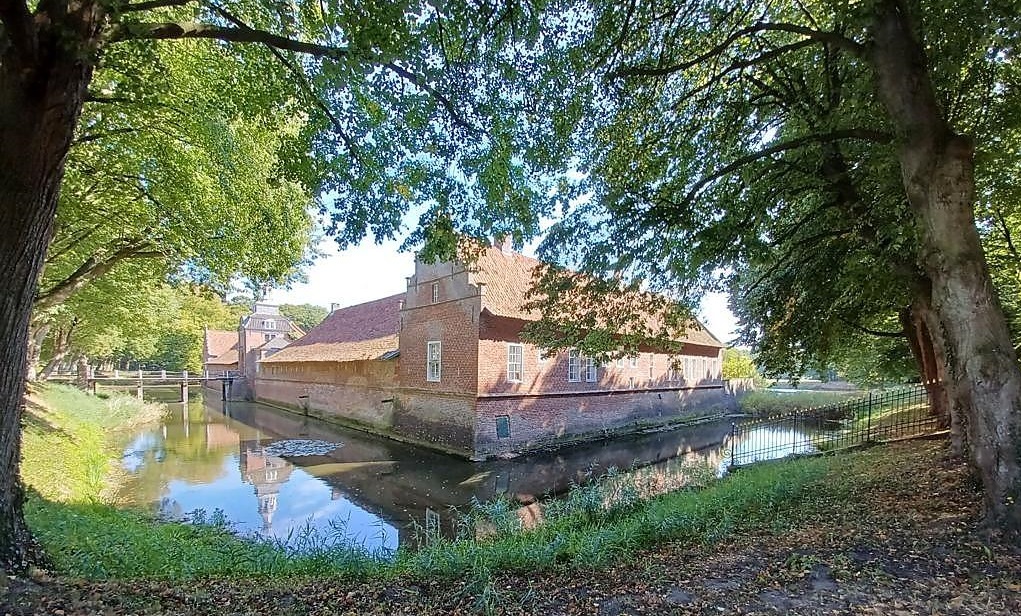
112, 405, 240, 507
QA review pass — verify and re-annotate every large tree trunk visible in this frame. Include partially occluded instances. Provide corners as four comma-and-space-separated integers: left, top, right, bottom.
0, 1, 104, 570
24, 322, 49, 382
900, 293, 952, 432
871, 0, 1021, 531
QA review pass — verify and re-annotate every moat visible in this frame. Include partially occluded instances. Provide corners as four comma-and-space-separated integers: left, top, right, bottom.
114, 395, 825, 552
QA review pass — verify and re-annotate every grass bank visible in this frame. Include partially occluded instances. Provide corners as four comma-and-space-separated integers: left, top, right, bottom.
738, 389, 859, 416
22, 383, 166, 502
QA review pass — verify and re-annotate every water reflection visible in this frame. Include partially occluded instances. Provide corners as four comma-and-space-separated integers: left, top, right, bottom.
114, 396, 832, 552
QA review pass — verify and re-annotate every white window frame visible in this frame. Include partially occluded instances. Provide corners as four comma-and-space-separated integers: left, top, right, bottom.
629, 355, 638, 368
649, 354, 654, 379
585, 357, 598, 382
507, 343, 523, 382
426, 341, 442, 382
568, 349, 581, 382
615, 356, 624, 368
264, 319, 276, 330
537, 348, 548, 365
431, 282, 439, 303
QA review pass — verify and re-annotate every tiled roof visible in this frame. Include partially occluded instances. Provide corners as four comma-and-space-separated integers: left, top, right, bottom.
470, 246, 723, 349
205, 329, 238, 365
260, 294, 403, 363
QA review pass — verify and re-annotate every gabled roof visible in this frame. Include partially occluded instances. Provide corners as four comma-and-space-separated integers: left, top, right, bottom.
469, 245, 723, 349
204, 329, 239, 365
259, 294, 403, 363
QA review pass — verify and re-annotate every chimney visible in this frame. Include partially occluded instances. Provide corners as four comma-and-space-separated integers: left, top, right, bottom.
330, 302, 340, 313
494, 234, 514, 254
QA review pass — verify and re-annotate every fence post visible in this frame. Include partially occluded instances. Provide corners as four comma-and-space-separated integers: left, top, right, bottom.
866, 391, 873, 442
729, 421, 737, 469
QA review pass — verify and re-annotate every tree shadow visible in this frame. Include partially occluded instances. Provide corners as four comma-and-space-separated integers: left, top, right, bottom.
22, 398, 72, 439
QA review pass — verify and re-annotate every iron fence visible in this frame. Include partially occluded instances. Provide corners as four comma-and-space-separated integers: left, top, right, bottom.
728, 384, 943, 468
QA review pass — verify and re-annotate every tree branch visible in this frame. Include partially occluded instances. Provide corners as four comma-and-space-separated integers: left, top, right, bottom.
113, 21, 350, 60
682, 129, 892, 206
36, 243, 163, 310
839, 316, 906, 338
121, 0, 196, 12
608, 21, 863, 81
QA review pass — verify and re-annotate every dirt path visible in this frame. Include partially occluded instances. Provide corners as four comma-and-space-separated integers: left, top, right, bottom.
3, 441, 1020, 615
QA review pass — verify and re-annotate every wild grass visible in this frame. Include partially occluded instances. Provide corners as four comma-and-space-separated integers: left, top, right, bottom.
22, 383, 165, 502
738, 389, 859, 417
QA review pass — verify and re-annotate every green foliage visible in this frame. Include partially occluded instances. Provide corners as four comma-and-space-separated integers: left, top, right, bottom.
41, 283, 246, 371
279, 303, 329, 332
722, 348, 759, 380
738, 391, 859, 418
488, 0, 1020, 382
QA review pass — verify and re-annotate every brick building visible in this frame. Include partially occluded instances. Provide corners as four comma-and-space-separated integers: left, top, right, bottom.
203, 303, 303, 398
256, 242, 728, 458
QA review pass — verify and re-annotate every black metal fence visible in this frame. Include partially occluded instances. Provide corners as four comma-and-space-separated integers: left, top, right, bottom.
728, 384, 943, 468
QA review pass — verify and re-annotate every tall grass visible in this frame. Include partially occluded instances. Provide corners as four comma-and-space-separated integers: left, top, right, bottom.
22, 383, 165, 502
738, 389, 859, 417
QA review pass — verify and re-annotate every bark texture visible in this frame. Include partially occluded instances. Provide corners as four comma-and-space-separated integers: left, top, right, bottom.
871, 0, 1021, 530
0, 0, 105, 570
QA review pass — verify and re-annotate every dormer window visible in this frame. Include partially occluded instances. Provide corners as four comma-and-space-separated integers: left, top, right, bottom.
264, 319, 276, 330
431, 282, 439, 303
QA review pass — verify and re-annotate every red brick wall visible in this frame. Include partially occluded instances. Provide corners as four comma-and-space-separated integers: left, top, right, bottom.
394, 259, 483, 452
474, 385, 734, 456
398, 259, 481, 395
477, 312, 725, 395
255, 359, 398, 428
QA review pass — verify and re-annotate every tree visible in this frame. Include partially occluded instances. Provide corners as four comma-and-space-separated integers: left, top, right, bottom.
721, 348, 758, 381
0, 0, 547, 568
26, 38, 318, 379
510, 1, 1021, 530
279, 304, 329, 332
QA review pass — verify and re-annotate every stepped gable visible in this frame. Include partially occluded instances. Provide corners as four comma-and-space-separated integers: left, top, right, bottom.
469, 245, 723, 349
259, 294, 403, 363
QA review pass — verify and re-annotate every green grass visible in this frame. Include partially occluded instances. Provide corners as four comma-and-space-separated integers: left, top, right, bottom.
22, 381, 871, 583
738, 389, 859, 417
22, 383, 166, 502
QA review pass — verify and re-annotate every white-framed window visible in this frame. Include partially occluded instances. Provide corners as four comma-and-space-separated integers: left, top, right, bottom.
615, 356, 624, 368
585, 357, 598, 382
628, 376, 636, 389
629, 355, 638, 368
649, 355, 654, 379
431, 282, 439, 303
426, 341, 441, 382
264, 319, 276, 330
507, 343, 523, 382
568, 349, 581, 382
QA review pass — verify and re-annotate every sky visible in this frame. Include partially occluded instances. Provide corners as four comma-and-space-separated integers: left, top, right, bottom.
267, 237, 740, 344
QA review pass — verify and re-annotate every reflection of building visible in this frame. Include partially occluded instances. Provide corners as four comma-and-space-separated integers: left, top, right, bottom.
239, 439, 294, 531
255, 240, 730, 458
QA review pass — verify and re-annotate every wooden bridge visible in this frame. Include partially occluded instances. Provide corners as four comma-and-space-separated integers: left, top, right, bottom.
51, 370, 237, 402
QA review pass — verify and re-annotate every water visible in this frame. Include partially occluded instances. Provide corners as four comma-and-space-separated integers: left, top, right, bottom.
114, 394, 832, 551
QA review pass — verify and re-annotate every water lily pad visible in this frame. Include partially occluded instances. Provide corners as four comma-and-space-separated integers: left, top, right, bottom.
262, 439, 341, 457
